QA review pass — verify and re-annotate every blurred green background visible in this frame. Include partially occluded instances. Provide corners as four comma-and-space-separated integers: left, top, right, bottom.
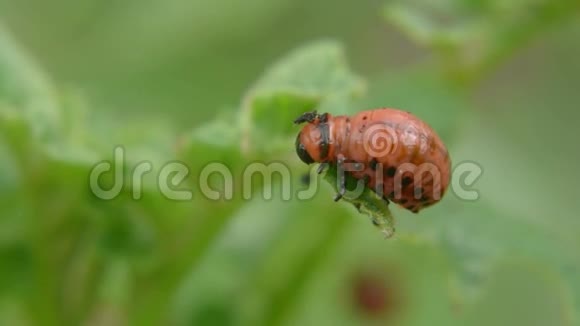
1, 0, 580, 325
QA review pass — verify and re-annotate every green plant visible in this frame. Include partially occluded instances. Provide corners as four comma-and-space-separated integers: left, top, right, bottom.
1, 0, 580, 325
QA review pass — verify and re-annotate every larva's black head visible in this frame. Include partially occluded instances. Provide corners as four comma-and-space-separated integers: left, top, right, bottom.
294, 111, 332, 165
295, 133, 315, 164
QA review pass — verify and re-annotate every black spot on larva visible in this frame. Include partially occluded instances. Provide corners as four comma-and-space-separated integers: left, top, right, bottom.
363, 116, 368, 120
402, 177, 412, 187
386, 167, 397, 177
370, 158, 378, 171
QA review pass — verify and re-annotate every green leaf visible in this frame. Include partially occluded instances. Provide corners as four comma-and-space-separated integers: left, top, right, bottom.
0, 139, 21, 192
0, 27, 61, 143
169, 186, 354, 326
240, 40, 366, 153
463, 261, 574, 326
184, 110, 241, 150
250, 94, 319, 143
322, 164, 395, 238
179, 110, 244, 168
0, 29, 101, 169
250, 41, 365, 98
383, 0, 580, 81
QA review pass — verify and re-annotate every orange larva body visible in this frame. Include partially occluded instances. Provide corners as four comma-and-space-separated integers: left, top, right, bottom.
294, 108, 451, 213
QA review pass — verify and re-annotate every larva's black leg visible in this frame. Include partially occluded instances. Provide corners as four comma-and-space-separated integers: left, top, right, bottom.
380, 188, 390, 206
293, 111, 319, 124
334, 156, 346, 201
361, 175, 371, 186
317, 162, 329, 174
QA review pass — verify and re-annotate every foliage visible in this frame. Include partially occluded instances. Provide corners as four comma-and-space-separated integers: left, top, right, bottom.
1, 0, 580, 325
